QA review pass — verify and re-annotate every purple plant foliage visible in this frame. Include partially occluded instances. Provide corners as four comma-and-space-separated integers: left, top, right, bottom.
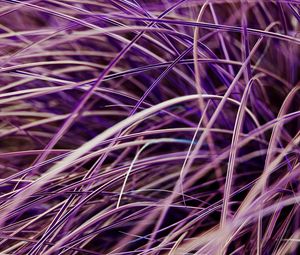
0, 0, 300, 254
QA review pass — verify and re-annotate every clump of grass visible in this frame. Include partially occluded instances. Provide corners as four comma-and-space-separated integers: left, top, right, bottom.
0, 0, 300, 254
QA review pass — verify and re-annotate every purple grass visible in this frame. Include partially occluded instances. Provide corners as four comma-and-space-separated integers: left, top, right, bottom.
0, 0, 300, 254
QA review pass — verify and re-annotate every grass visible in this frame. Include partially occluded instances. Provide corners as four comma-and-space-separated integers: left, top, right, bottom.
0, 0, 300, 254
